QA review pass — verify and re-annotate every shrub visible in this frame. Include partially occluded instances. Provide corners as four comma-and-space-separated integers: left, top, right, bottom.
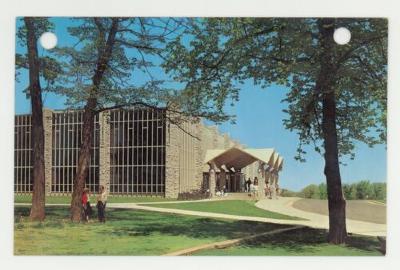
280, 189, 300, 197
355, 180, 374, 199
371, 182, 386, 201
343, 184, 357, 200
301, 184, 320, 199
298, 181, 386, 201
177, 190, 210, 200
318, 183, 328, 199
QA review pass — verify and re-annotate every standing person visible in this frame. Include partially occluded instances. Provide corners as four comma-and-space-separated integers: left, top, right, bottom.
85, 188, 92, 221
81, 188, 89, 222
96, 185, 108, 223
253, 177, 259, 199
246, 178, 251, 193
267, 185, 272, 199
254, 177, 259, 186
249, 181, 256, 199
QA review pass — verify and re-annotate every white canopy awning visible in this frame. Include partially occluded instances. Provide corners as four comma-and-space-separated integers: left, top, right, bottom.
204, 147, 281, 170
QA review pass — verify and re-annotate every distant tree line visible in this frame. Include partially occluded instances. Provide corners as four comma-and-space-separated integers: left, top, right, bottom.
280, 180, 386, 201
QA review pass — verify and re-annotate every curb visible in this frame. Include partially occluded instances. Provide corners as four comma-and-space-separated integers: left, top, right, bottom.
163, 225, 304, 256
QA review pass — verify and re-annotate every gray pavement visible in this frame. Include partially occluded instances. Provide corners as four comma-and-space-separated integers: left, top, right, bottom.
255, 197, 386, 237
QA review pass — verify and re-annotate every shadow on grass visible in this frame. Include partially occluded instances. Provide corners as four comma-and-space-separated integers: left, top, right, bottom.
102, 208, 288, 239
14, 206, 381, 256
237, 227, 381, 254
14, 206, 287, 240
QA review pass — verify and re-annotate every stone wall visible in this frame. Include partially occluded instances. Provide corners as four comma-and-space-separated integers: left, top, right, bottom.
242, 161, 261, 181
164, 120, 241, 198
43, 109, 53, 195
99, 111, 111, 192
165, 117, 181, 198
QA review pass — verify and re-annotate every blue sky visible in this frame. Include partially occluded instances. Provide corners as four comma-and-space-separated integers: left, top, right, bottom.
15, 18, 387, 191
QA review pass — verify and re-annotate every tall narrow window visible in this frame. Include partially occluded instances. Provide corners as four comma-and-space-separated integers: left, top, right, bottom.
109, 108, 166, 195
51, 111, 99, 194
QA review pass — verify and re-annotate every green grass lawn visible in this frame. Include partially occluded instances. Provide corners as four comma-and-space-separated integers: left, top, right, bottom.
194, 227, 383, 256
145, 200, 304, 220
14, 206, 382, 256
14, 194, 176, 204
14, 206, 286, 255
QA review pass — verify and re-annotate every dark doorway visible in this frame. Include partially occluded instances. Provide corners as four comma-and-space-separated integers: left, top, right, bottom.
203, 172, 243, 193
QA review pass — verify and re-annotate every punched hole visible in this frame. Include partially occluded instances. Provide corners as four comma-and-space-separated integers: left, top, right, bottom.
39, 32, 58, 50
333, 27, 351, 45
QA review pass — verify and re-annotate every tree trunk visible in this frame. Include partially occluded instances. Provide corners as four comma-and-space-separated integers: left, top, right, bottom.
317, 18, 347, 244
70, 18, 119, 222
70, 98, 96, 222
323, 90, 347, 244
24, 17, 46, 221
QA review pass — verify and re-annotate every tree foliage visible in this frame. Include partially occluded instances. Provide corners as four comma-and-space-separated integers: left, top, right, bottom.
302, 181, 386, 201
39, 18, 237, 221
16, 18, 62, 93
163, 18, 387, 161
318, 183, 328, 199
163, 18, 387, 243
342, 183, 357, 200
48, 18, 229, 124
301, 184, 320, 199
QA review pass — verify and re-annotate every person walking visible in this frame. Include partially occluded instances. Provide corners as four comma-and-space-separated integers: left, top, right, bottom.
96, 185, 108, 223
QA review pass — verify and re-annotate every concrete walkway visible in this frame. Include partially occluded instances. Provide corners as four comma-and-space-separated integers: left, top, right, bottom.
255, 197, 386, 237
108, 203, 308, 225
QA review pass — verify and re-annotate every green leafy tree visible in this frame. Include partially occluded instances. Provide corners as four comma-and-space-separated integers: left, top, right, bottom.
164, 18, 387, 243
342, 183, 357, 200
371, 182, 386, 200
355, 180, 374, 199
48, 18, 229, 221
16, 17, 61, 221
318, 183, 328, 199
301, 184, 320, 199
279, 188, 300, 197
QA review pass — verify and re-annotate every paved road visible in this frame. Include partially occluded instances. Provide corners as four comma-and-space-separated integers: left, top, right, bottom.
255, 197, 386, 237
293, 198, 386, 224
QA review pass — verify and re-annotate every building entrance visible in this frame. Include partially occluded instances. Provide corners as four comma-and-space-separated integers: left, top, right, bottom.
203, 172, 243, 193
225, 172, 243, 192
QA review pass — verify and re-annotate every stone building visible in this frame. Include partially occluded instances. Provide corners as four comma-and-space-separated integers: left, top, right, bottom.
14, 107, 283, 198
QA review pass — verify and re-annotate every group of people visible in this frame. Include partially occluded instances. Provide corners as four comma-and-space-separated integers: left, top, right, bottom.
81, 185, 108, 223
215, 185, 228, 197
244, 177, 259, 198
244, 177, 258, 197
242, 177, 280, 199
